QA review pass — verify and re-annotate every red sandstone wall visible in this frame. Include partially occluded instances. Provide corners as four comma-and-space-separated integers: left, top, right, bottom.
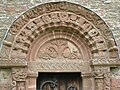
111, 78, 120, 90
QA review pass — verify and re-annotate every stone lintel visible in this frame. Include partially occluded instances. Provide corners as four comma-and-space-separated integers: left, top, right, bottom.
0, 58, 27, 67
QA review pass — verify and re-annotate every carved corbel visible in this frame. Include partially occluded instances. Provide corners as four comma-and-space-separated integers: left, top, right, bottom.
11, 67, 27, 90
11, 68, 27, 81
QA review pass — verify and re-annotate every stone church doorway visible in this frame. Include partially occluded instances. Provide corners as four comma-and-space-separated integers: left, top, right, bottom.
0, 1, 119, 90
36, 73, 82, 90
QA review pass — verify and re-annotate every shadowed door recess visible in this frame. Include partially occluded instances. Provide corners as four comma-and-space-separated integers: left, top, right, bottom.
37, 73, 82, 90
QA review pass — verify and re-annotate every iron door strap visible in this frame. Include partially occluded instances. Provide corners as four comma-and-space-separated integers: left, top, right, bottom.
40, 79, 58, 90
40, 80, 77, 90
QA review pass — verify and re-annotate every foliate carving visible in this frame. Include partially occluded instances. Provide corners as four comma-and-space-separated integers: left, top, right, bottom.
20, 2, 115, 51
104, 71, 111, 90
10, 11, 108, 61
94, 67, 110, 75
18, 82, 25, 90
11, 68, 27, 81
95, 79, 104, 90
7, 1, 115, 60
9, 11, 108, 61
11, 67, 27, 90
12, 12, 95, 55
29, 38, 84, 71
94, 67, 110, 90
38, 39, 82, 60
9, 2, 111, 39
94, 67, 108, 78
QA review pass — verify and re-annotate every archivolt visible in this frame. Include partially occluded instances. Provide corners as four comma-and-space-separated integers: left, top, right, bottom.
3, 1, 118, 59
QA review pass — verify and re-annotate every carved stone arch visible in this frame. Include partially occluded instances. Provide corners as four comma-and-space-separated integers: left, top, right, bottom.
2, 1, 118, 60
1, 1, 120, 90
28, 26, 92, 61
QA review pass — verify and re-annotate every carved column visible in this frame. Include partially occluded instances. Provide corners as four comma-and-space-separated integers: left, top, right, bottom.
11, 67, 27, 90
104, 69, 111, 90
82, 72, 94, 90
27, 73, 38, 90
94, 67, 110, 90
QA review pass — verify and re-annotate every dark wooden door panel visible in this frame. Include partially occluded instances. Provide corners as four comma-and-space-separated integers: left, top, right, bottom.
37, 73, 82, 90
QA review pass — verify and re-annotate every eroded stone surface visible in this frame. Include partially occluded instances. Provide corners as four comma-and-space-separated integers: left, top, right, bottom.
0, 1, 119, 90
0, 0, 120, 48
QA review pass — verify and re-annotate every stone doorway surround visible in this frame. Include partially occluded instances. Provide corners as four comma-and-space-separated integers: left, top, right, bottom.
0, 1, 120, 90
36, 73, 82, 90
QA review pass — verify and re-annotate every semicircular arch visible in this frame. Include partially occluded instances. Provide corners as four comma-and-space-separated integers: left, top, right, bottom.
2, 1, 118, 60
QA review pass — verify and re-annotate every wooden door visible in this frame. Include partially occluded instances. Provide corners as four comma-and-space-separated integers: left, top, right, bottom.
37, 73, 82, 90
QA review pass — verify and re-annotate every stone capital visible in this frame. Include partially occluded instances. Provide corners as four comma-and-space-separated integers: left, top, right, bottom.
81, 72, 93, 78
